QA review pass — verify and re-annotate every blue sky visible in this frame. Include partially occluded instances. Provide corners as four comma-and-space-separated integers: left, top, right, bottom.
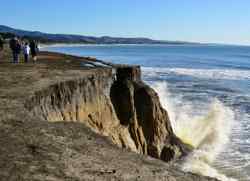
1, 0, 250, 45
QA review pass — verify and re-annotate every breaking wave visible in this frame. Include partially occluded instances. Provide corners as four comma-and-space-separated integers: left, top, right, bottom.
151, 81, 237, 181
143, 67, 250, 80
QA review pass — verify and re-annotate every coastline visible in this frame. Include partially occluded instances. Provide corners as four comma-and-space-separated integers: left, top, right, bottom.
39, 42, 250, 51
40, 45, 246, 180
0, 49, 219, 180
39, 42, 205, 49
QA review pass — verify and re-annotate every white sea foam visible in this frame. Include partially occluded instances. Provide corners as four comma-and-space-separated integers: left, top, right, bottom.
40, 43, 161, 49
151, 81, 237, 181
142, 67, 250, 80
39, 43, 91, 49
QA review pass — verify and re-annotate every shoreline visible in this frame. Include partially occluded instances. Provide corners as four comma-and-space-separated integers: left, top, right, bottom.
0, 49, 219, 181
40, 42, 250, 50
39, 42, 204, 49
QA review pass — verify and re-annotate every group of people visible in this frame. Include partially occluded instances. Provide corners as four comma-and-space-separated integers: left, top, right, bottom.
9, 37, 39, 63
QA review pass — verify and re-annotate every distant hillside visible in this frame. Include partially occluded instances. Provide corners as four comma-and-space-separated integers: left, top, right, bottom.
0, 25, 195, 44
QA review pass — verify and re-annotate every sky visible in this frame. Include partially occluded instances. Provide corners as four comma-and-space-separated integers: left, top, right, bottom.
1, 0, 250, 45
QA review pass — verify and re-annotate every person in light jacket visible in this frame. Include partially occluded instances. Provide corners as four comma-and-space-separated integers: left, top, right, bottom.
23, 42, 30, 63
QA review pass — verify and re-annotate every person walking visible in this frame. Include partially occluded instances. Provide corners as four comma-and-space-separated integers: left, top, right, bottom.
29, 40, 38, 62
23, 42, 30, 63
9, 37, 21, 63
0, 35, 4, 59
0, 35, 4, 51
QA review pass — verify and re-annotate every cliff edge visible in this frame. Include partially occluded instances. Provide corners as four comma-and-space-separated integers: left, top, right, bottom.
0, 51, 218, 181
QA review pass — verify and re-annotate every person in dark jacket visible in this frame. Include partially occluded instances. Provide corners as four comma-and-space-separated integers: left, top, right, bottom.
0, 35, 4, 51
9, 37, 21, 63
29, 40, 38, 62
0, 35, 4, 61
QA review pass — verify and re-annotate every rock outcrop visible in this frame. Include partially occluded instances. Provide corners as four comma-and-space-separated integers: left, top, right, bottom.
26, 65, 190, 162
0, 51, 218, 181
111, 67, 191, 161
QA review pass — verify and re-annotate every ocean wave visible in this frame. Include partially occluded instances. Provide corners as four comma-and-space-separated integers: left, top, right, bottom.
151, 81, 237, 181
142, 67, 250, 80
232, 54, 250, 59
39, 43, 93, 49
40, 43, 167, 49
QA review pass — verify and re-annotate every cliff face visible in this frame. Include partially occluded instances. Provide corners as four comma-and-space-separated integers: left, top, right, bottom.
0, 51, 218, 181
26, 65, 190, 162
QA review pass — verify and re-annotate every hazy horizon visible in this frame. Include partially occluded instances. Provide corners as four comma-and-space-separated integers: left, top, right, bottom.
1, 0, 250, 45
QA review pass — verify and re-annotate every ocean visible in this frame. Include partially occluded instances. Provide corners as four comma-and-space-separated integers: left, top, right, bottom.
42, 44, 250, 181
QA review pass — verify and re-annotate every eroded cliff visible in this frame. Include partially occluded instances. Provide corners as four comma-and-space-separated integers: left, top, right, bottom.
0, 51, 218, 181
25, 64, 190, 163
